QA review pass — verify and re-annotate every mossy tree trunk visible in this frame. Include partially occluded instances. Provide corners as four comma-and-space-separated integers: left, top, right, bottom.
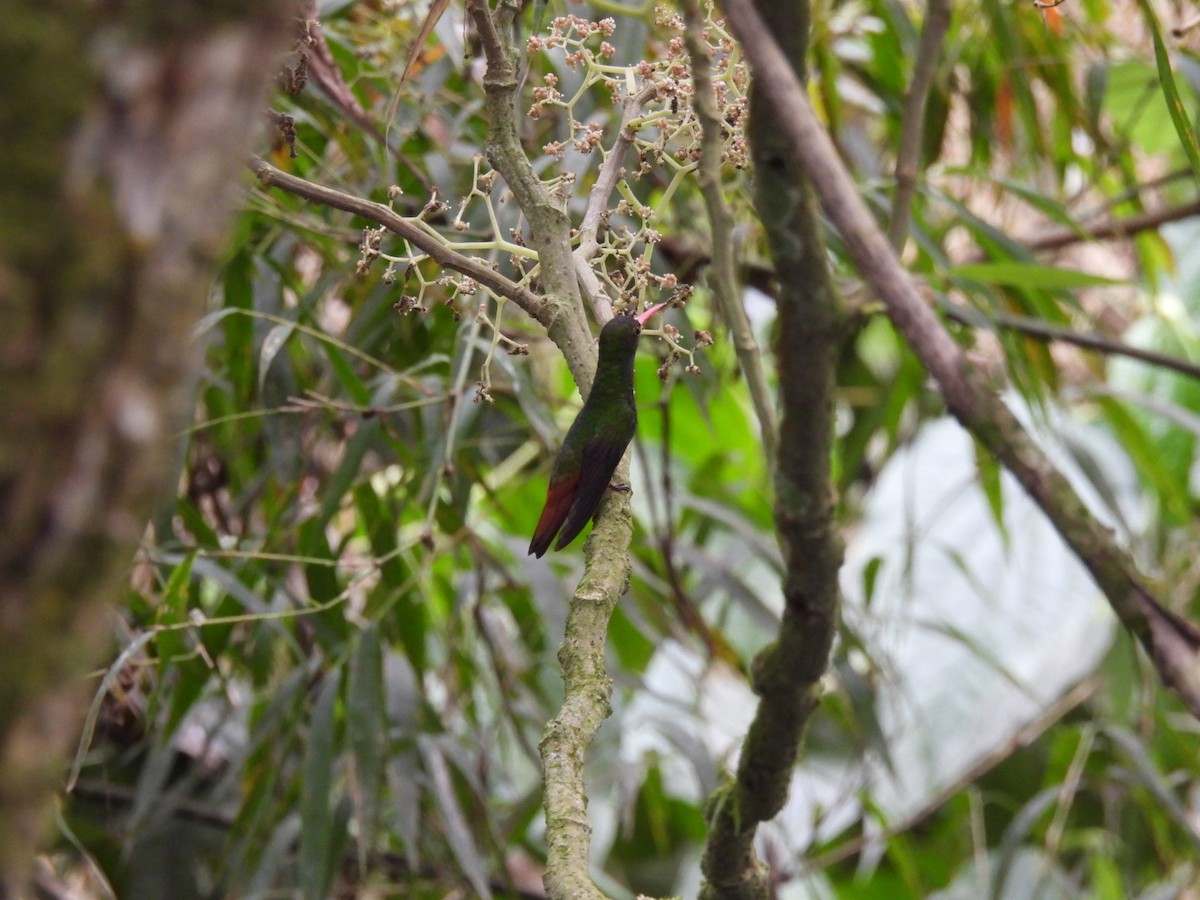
0, 1, 297, 889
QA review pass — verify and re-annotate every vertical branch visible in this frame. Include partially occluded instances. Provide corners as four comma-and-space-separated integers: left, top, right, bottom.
462, 4, 640, 896
538, 482, 634, 900
681, 0, 779, 467
700, 0, 848, 894
887, 0, 952, 251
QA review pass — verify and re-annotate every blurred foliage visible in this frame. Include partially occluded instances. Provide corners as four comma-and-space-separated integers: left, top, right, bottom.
54, 0, 1200, 897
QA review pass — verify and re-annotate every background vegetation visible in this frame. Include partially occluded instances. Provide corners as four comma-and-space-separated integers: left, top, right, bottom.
29, 0, 1200, 896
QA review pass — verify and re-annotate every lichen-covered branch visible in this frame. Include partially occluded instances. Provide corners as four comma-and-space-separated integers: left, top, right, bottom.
719, 0, 1200, 716
0, 0, 298, 888
538, 467, 634, 900
700, 0, 847, 894
462, 3, 641, 897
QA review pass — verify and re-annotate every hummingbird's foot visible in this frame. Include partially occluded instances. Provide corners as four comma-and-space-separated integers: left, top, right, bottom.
608, 481, 631, 493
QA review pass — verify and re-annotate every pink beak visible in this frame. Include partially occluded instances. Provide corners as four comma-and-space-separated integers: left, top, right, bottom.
635, 302, 669, 326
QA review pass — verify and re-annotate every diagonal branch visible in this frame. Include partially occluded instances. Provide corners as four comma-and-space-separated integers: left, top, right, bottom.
719, 0, 1200, 716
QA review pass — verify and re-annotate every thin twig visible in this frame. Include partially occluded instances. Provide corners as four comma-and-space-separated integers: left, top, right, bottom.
943, 303, 1200, 382
1010, 197, 1200, 255
681, 0, 778, 466
719, 0, 1200, 716
249, 157, 548, 320
888, 0, 952, 251
573, 85, 659, 321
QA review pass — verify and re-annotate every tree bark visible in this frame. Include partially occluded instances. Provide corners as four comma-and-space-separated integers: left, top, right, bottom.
700, 0, 848, 894
0, 0, 298, 887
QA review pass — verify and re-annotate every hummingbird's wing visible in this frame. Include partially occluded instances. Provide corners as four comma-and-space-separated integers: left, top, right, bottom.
552, 437, 628, 551
528, 468, 577, 558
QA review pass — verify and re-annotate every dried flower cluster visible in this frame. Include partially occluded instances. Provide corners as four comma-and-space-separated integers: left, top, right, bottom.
354, 4, 745, 396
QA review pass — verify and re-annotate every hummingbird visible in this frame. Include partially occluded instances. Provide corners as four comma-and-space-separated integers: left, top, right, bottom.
528, 302, 668, 557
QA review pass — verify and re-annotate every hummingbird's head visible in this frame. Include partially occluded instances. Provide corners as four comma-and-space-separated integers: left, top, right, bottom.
599, 301, 668, 344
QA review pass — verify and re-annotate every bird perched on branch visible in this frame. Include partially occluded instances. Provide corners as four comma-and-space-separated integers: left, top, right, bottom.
528, 302, 668, 557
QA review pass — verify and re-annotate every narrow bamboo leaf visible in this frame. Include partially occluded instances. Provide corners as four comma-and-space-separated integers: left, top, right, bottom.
325, 342, 372, 406
67, 630, 157, 790
153, 554, 195, 666
346, 627, 384, 868
992, 788, 1068, 900
192, 305, 242, 336
353, 483, 408, 592
221, 250, 256, 404
973, 438, 1008, 545
1139, 0, 1200, 186
298, 518, 349, 649
1105, 725, 1200, 851
155, 556, 211, 738
245, 814, 302, 898
941, 170, 1086, 241
418, 737, 493, 899
258, 321, 295, 394
301, 669, 342, 900
317, 418, 380, 528
1093, 395, 1191, 522
948, 262, 1123, 289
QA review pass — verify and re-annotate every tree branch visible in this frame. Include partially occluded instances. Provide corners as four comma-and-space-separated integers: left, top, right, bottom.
462, 4, 640, 897
719, 0, 1200, 716
700, 0, 847, 894
249, 156, 550, 320
943, 302, 1200, 382
888, 0, 952, 251
682, 0, 778, 468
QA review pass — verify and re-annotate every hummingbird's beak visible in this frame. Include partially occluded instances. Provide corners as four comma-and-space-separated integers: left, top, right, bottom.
635, 301, 669, 326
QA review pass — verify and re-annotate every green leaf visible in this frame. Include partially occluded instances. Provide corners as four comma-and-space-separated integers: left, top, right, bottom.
1093, 394, 1191, 523
258, 321, 295, 395
948, 262, 1124, 290
1138, 0, 1200, 186
346, 626, 384, 866
974, 437, 1008, 545
418, 737, 493, 899
301, 669, 342, 900
67, 630, 158, 791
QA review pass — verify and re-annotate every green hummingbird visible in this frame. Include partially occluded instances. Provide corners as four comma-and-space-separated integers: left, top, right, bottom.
528, 302, 668, 557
